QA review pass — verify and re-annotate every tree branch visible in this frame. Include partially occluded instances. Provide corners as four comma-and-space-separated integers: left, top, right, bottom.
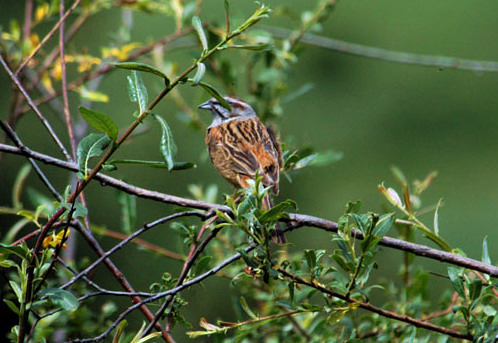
277, 267, 473, 341
1, 143, 497, 278
267, 27, 498, 73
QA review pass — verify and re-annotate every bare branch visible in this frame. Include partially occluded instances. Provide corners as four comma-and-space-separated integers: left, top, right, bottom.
62, 211, 204, 290
0, 56, 72, 160
268, 26, 498, 73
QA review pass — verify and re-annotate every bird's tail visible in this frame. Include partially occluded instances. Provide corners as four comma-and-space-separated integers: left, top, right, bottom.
262, 194, 287, 244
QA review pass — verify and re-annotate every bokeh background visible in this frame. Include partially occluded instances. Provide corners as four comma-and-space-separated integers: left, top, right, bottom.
1, 0, 498, 340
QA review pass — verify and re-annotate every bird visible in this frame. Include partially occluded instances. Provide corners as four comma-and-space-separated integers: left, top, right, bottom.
198, 96, 286, 244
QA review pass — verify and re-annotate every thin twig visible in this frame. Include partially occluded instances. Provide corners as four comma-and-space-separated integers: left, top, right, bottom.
98, 229, 185, 261
2, 143, 498, 278
143, 217, 220, 337
267, 27, 498, 73
14, 0, 83, 76
0, 56, 72, 160
66, 244, 257, 343
61, 211, 203, 290
22, 27, 194, 114
27, 9, 91, 92
59, 0, 77, 159
277, 267, 473, 341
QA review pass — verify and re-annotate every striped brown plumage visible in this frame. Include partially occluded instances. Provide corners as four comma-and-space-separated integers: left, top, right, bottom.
199, 97, 286, 243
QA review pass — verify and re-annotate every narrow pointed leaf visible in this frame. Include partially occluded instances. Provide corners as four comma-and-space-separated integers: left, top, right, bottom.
433, 198, 443, 235
107, 159, 196, 170
109, 61, 170, 86
152, 114, 176, 171
192, 62, 206, 85
127, 71, 148, 113
188, 79, 231, 111
482, 237, 491, 264
192, 16, 208, 51
79, 106, 118, 141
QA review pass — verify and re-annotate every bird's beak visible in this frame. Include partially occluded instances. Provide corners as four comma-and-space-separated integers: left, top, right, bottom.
198, 100, 212, 110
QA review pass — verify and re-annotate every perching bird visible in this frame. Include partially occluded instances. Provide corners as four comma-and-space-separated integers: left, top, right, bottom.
199, 96, 286, 244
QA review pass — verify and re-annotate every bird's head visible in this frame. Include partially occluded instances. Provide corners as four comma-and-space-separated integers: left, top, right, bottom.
198, 96, 256, 127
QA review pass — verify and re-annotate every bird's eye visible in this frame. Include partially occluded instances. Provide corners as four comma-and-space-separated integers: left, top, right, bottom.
266, 165, 275, 174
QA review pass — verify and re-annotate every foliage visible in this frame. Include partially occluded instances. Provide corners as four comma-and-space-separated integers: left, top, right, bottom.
0, 0, 497, 343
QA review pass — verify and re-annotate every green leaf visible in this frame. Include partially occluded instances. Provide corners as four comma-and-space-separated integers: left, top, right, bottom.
224, 43, 272, 51
237, 248, 258, 268
0, 243, 29, 260
117, 192, 136, 235
259, 199, 297, 222
38, 287, 79, 311
345, 201, 361, 214
112, 320, 127, 343
127, 71, 148, 113
79, 106, 119, 141
188, 79, 231, 111
10, 281, 23, 302
240, 296, 257, 319
194, 256, 212, 276
192, 62, 206, 85
3, 299, 19, 315
77, 133, 112, 178
16, 210, 41, 228
482, 236, 491, 265
151, 114, 177, 171
107, 159, 196, 170
192, 16, 208, 51
12, 164, 31, 210
109, 61, 170, 86
433, 198, 443, 235
373, 213, 394, 238
304, 249, 316, 272
469, 279, 483, 301
447, 267, 466, 299
295, 150, 343, 169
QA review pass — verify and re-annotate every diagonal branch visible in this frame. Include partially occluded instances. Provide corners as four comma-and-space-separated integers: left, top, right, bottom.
65, 244, 257, 343
14, 0, 83, 76
0, 56, 72, 161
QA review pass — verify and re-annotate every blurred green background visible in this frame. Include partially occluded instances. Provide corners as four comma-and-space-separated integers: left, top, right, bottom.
1, 0, 498, 340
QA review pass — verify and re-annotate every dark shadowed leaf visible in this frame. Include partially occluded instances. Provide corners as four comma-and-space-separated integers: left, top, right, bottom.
79, 106, 118, 141
259, 199, 297, 222
38, 288, 79, 311
0, 243, 29, 260
447, 267, 466, 299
